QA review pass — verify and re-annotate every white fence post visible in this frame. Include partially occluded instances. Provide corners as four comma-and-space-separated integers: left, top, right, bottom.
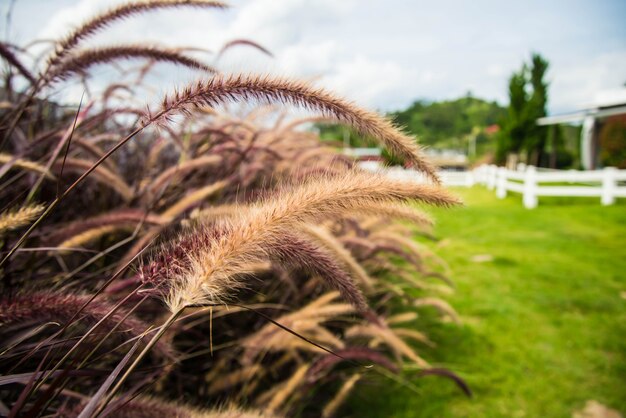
476, 165, 486, 184
465, 171, 475, 187
601, 167, 617, 206
496, 167, 507, 199
487, 165, 497, 190
523, 166, 538, 209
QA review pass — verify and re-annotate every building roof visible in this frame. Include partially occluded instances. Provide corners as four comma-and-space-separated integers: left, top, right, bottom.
537, 88, 626, 126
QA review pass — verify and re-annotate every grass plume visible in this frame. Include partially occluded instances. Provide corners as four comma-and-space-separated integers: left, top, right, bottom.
48, 0, 228, 67
0, 204, 45, 235
47, 45, 217, 82
1, 3, 463, 414
164, 170, 458, 311
0, 292, 173, 358
145, 74, 441, 182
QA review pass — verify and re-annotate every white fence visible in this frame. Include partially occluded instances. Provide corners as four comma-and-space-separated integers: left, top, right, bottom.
358, 161, 626, 209
358, 162, 477, 187
474, 164, 626, 208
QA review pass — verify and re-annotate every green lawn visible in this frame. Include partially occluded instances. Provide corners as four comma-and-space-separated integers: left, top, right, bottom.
348, 187, 626, 417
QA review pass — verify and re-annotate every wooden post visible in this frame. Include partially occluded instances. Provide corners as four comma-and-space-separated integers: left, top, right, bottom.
601, 167, 617, 206
496, 167, 507, 199
523, 165, 538, 209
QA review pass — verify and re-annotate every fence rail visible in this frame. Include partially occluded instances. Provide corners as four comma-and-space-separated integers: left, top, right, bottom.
472, 164, 626, 208
358, 162, 478, 187
358, 161, 626, 209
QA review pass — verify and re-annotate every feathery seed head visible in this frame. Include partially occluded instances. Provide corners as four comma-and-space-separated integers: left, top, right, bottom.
157, 171, 458, 312
0, 204, 45, 235
145, 74, 441, 182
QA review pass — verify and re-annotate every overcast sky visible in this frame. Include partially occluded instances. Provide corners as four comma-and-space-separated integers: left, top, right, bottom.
4, 0, 626, 114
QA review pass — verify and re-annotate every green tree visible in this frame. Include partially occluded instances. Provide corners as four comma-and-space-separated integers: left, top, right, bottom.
497, 53, 550, 166
525, 54, 549, 164
392, 97, 505, 151
316, 95, 506, 163
496, 67, 528, 163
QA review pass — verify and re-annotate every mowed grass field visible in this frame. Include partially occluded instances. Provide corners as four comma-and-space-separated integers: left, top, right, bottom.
347, 187, 626, 417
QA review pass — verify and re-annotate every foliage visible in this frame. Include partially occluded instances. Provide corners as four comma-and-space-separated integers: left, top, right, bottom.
524, 54, 550, 161
0, 2, 466, 417
599, 114, 626, 168
496, 53, 568, 167
391, 94, 505, 151
496, 67, 529, 162
315, 95, 506, 163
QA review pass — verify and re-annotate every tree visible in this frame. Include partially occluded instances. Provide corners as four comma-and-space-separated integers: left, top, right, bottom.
496, 67, 528, 164
497, 53, 550, 166
525, 54, 549, 165
392, 97, 505, 150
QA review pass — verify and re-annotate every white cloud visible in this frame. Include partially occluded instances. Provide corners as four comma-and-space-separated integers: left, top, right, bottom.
486, 64, 506, 77
323, 56, 440, 109
37, 0, 112, 40
5, 0, 626, 114
550, 51, 626, 112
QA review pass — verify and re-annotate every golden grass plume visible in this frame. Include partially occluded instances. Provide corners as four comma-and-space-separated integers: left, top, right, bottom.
145, 74, 441, 183
0, 204, 45, 235
163, 170, 459, 312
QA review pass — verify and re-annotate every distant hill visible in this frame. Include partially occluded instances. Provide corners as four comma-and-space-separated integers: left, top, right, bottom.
390, 95, 506, 150
316, 95, 506, 156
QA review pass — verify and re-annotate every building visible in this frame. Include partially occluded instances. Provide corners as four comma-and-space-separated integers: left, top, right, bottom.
537, 89, 626, 169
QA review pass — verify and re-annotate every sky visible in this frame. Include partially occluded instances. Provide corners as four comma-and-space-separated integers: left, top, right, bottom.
4, 0, 626, 114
